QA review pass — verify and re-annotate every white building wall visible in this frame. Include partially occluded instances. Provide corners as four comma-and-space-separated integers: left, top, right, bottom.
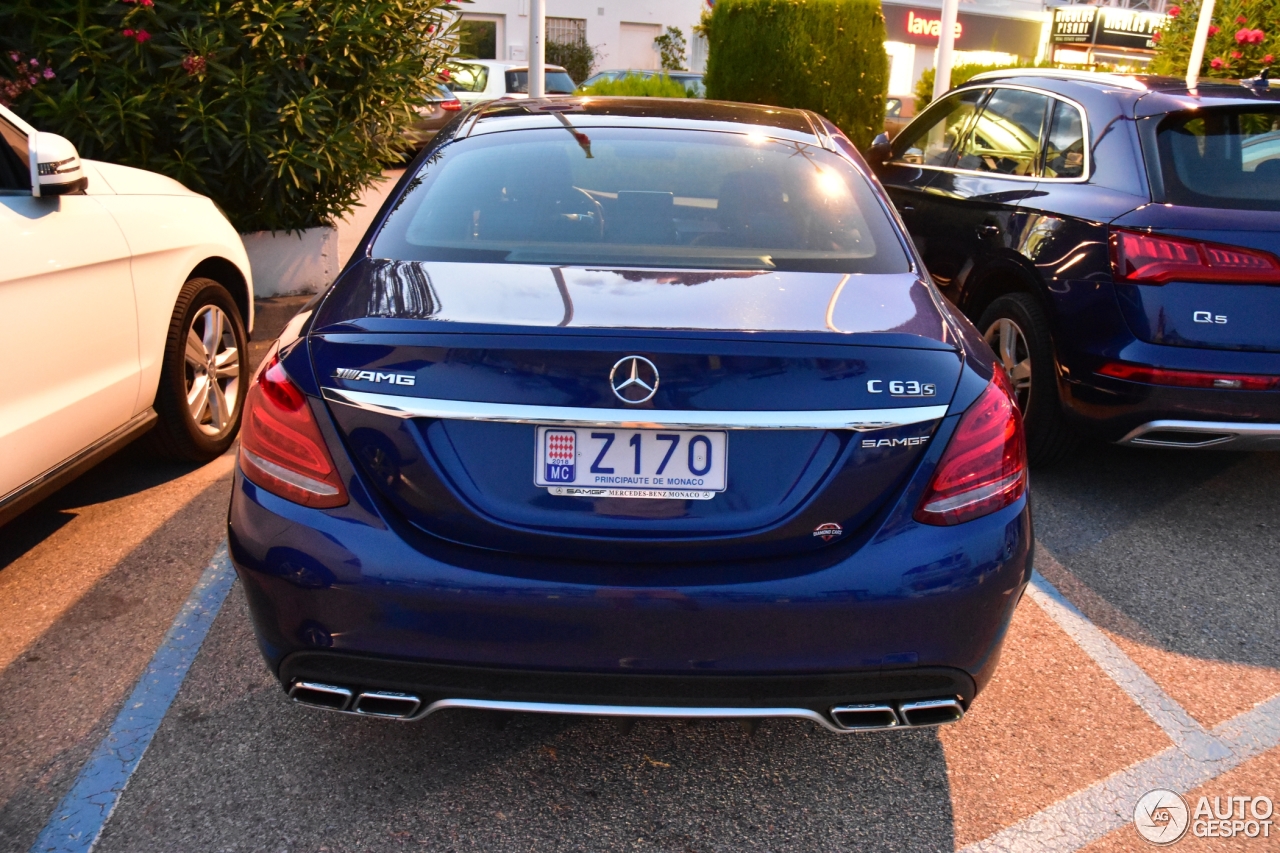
458, 0, 708, 72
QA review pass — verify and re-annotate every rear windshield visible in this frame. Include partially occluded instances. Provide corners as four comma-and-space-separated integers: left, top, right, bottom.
444, 62, 488, 93
1153, 108, 1280, 211
505, 70, 578, 95
371, 127, 909, 273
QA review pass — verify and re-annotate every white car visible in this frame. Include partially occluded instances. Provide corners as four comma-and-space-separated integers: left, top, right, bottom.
0, 104, 254, 525
443, 59, 577, 105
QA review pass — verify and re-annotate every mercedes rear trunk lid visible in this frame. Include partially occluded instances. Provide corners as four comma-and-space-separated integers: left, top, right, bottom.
309, 260, 963, 562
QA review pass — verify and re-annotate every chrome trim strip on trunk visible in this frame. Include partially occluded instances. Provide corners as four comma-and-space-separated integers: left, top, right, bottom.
1118, 420, 1280, 450
322, 387, 949, 431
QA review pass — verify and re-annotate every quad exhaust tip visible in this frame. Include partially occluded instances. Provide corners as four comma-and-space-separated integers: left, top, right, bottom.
288, 682, 421, 720
353, 691, 422, 719
829, 698, 964, 731
898, 698, 965, 727
289, 681, 354, 711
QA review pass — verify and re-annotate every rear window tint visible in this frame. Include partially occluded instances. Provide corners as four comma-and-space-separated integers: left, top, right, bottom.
371, 127, 909, 274
1154, 108, 1280, 211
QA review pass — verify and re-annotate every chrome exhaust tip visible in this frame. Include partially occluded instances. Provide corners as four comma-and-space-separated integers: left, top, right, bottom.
830, 703, 901, 730
353, 691, 422, 719
899, 698, 964, 727
289, 681, 353, 712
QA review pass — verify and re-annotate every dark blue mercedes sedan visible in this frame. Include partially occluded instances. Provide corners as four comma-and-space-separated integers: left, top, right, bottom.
871, 71, 1280, 464
228, 98, 1031, 733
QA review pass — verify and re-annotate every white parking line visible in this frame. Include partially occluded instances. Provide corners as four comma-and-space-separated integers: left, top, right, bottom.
961, 694, 1280, 853
29, 545, 236, 853
1026, 568, 1231, 762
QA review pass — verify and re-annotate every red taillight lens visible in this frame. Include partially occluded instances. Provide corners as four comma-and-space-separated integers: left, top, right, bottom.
1110, 228, 1280, 285
238, 355, 348, 508
1098, 362, 1280, 391
914, 369, 1027, 526
440, 98, 462, 111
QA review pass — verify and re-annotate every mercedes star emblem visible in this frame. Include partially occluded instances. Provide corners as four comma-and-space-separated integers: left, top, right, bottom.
609, 356, 659, 404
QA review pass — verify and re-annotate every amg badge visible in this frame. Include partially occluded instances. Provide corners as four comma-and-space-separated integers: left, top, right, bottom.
334, 368, 416, 386
861, 436, 930, 449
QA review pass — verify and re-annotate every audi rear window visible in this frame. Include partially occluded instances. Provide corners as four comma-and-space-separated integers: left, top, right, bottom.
1151, 108, 1280, 211
371, 127, 909, 273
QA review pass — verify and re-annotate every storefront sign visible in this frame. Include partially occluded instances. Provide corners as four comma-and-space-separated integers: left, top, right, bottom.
1051, 7, 1165, 51
883, 4, 1044, 58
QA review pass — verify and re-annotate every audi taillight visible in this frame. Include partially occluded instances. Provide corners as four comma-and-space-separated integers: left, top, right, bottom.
915, 369, 1027, 526
1098, 362, 1280, 391
1110, 228, 1280, 285
238, 355, 348, 508
440, 98, 462, 111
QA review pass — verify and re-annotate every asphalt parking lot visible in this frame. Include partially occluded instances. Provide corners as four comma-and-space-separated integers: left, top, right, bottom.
2, 298, 1278, 853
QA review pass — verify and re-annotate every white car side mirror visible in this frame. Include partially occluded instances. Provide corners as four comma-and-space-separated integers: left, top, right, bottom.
30, 131, 87, 197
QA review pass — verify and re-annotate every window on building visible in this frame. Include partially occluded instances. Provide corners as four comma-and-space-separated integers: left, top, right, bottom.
458, 19, 497, 59
547, 17, 587, 45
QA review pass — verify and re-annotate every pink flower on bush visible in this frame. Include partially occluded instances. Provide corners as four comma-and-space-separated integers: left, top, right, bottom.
134, 29, 151, 43
1167, 6, 1180, 17
29, 57, 39, 66
181, 54, 207, 75
27, 75, 38, 85
42, 67, 54, 80
141, 0, 154, 5
8, 52, 19, 63
1208, 25, 1220, 37
1231, 50, 1242, 59
1152, 31, 1162, 43
122, 28, 135, 36
1266, 55, 1276, 65
1236, 28, 1265, 45
1236, 15, 1248, 25
1210, 57, 1225, 69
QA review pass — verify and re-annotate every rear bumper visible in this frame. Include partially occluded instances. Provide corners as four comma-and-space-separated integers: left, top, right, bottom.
229, 461, 1032, 713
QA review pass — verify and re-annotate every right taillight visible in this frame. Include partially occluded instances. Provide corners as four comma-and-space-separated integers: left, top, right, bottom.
914, 368, 1027, 526
238, 354, 348, 508
1110, 228, 1280, 285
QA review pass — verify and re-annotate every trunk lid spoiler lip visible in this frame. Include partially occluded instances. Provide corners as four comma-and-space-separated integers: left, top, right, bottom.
322, 387, 949, 432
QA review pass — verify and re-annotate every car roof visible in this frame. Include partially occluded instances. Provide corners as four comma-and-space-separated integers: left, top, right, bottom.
458, 97, 823, 143
960, 68, 1280, 117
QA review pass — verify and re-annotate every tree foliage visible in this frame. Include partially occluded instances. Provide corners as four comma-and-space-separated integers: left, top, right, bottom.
702, 0, 889, 150
1152, 0, 1277, 80
653, 26, 688, 72
0, 0, 461, 233
547, 37, 597, 85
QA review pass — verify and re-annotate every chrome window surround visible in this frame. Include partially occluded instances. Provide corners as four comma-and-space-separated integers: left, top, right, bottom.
967, 68, 1148, 92
323, 387, 949, 432
889, 84, 1092, 184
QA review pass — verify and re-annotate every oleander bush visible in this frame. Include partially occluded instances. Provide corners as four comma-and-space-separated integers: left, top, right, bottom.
701, 0, 888, 149
0, 0, 461, 233
547, 37, 597, 85
1152, 0, 1277, 80
578, 73, 691, 98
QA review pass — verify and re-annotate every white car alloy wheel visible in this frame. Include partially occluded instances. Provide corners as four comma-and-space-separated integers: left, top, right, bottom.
185, 304, 241, 436
984, 317, 1032, 412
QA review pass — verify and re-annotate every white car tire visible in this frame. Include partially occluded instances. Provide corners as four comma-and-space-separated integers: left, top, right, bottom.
150, 277, 249, 462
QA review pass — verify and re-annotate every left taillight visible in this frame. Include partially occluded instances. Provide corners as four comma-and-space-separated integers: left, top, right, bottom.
238, 354, 348, 508
914, 368, 1027, 526
440, 98, 462, 111
1110, 228, 1280, 285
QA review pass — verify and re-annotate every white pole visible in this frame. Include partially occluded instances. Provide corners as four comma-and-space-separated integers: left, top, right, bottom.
528, 0, 546, 98
933, 0, 961, 103
1185, 0, 1216, 90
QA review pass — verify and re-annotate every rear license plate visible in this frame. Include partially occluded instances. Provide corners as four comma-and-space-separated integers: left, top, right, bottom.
535, 427, 727, 499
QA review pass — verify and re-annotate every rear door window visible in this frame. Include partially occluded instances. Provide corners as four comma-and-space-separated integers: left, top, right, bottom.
953, 88, 1050, 177
1152, 108, 1280, 211
890, 89, 987, 168
444, 63, 489, 93
505, 70, 578, 95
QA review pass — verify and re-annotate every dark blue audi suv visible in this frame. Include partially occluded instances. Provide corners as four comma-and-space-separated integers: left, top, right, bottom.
870, 71, 1280, 464
229, 98, 1031, 733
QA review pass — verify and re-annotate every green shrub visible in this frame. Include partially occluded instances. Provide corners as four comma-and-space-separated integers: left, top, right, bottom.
654, 26, 688, 71
702, 0, 888, 149
915, 62, 1019, 110
579, 73, 691, 98
1152, 0, 1277, 80
0, 0, 459, 233
547, 37, 598, 85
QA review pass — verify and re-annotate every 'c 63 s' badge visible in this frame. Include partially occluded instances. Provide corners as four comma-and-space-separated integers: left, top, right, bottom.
813, 522, 843, 541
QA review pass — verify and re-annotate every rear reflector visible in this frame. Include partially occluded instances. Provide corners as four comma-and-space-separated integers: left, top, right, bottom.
1110, 228, 1280, 285
914, 368, 1027, 526
1098, 362, 1280, 391
238, 353, 348, 508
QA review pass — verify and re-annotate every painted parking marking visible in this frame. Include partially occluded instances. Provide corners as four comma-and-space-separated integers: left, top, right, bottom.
1027, 562, 1231, 762
29, 544, 236, 853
